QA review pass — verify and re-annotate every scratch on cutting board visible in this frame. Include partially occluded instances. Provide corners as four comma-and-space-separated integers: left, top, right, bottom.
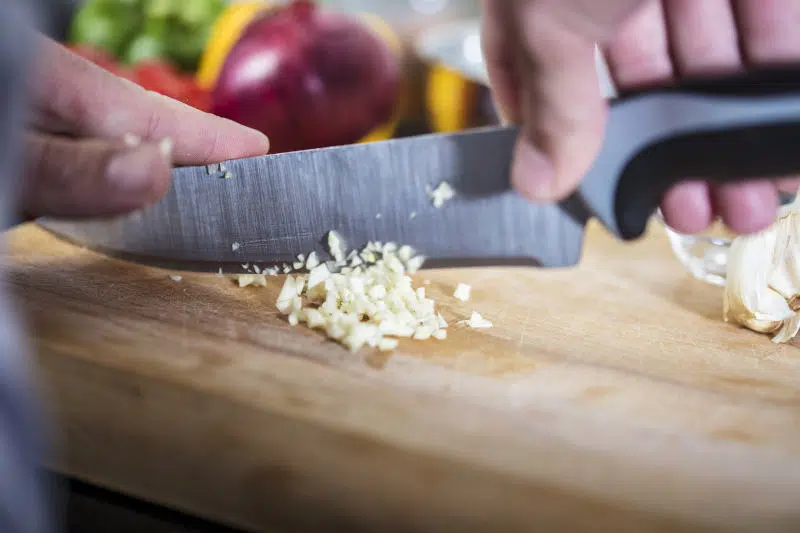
515, 309, 532, 356
180, 296, 190, 351
515, 331, 526, 359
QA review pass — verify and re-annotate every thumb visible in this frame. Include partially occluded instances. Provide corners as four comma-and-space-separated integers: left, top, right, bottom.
483, 1, 646, 203
22, 133, 173, 219
511, 18, 606, 202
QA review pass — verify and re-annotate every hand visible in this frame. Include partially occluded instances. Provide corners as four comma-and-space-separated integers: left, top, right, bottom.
482, 0, 800, 235
21, 36, 270, 220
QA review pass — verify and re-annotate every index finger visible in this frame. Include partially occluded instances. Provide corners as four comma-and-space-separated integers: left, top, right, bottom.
29, 37, 270, 166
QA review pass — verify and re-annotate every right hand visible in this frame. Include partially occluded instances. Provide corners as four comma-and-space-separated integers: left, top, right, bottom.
481, 0, 800, 236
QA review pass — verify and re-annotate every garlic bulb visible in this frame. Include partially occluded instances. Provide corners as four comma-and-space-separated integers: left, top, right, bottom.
724, 192, 800, 343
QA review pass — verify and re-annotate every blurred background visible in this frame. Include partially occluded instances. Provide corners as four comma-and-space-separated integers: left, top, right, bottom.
39, 0, 498, 155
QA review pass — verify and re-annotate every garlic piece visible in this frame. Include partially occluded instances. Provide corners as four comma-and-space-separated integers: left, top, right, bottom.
307, 264, 331, 290
276, 275, 301, 313
378, 338, 399, 352
306, 251, 320, 270
427, 181, 456, 208
453, 283, 472, 302
460, 311, 493, 329
406, 255, 426, 274
236, 274, 268, 288
293, 254, 306, 270
724, 193, 800, 343
327, 231, 346, 263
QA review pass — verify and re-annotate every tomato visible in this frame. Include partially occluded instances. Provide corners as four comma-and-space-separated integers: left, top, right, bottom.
130, 60, 211, 111
131, 60, 186, 100
65, 46, 212, 112
66, 43, 125, 76
131, 60, 212, 111
180, 78, 212, 112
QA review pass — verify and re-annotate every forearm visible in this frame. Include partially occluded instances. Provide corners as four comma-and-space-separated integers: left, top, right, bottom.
0, 1, 57, 532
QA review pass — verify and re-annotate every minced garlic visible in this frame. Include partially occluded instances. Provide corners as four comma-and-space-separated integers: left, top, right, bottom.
275, 240, 445, 352
427, 181, 456, 208
235, 274, 268, 288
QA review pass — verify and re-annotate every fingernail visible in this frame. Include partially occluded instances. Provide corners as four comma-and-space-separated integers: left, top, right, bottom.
512, 142, 555, 201
228, 119, 270, 153
123, 133, 141, 147
106, 145, 161, 194
158, 137, 173, 160
247, 128, 270, 152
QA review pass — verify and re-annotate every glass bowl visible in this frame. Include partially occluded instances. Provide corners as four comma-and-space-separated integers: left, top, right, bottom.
658, 192, 796, 287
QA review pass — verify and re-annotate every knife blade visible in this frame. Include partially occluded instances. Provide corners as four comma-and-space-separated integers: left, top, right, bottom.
38, 67, 800, 271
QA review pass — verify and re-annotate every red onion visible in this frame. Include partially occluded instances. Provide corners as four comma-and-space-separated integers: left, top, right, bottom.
211, 0, 401, 153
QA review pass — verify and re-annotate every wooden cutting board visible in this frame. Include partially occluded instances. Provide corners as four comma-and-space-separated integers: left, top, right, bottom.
6, 220, 800, 533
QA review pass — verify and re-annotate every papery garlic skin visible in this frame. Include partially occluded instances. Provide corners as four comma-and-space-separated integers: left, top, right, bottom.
723, 194, 800, 343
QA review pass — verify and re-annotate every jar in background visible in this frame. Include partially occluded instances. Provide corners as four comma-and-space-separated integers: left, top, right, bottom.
414, 20, 616, 133
318, 0, 480, 40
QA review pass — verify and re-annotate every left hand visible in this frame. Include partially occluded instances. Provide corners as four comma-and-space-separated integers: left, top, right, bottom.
20, 36, 270, 220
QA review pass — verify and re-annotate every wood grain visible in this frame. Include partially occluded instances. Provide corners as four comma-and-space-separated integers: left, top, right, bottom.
6, 220, 800, 533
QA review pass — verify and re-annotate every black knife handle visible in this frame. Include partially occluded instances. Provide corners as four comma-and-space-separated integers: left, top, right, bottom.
618, 64, 800, 98
605, 66, 800, 241
614, 122, 800, 239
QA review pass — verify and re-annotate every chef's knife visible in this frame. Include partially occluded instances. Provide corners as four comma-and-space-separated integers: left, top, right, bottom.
38, 67, 800, 271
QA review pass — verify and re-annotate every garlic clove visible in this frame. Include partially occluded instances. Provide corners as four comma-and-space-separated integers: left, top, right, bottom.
772, 313, 800, 344
724, 189, 800, 343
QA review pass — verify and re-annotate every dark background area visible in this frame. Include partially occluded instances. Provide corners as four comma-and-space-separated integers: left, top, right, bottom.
60, 477, 250, 533
38, 0, 80, 40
